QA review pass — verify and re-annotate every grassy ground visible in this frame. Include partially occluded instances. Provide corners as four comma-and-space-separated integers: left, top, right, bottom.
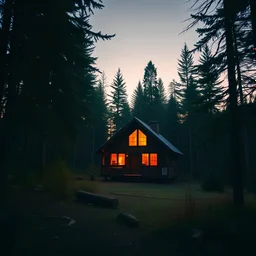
8, 179, 256, 256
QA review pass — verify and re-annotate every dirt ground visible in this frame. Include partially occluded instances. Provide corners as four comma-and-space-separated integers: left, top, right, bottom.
7, 181, 256, 256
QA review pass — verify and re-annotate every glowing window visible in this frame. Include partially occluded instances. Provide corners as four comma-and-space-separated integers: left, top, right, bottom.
118, 154, 125, 165
138, 130, 147, 146
110, 154, 117, 165
142, 154, 149, 166
150, 153, 158, 166
129, 129, 147, 146
110, 153, 125, 165
129, 130, 137, 146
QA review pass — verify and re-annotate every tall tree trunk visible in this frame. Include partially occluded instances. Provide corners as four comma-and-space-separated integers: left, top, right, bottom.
250, 0, 256, 49
91, 128, 95, 164
188, 122, 193, 181
73, 144, 76, 169
233, 26, 252, 192
0, 0, 13, 113
224, 0, 244, 206
0, 0, 18, 205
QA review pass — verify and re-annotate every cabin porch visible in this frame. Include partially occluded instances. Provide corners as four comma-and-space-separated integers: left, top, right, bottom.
101, 164, 177, 180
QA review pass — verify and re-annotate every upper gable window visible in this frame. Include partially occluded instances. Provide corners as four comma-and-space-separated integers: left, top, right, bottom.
129, 130, 137, 146
138, 130, 147, 146
129, 129, 147, 146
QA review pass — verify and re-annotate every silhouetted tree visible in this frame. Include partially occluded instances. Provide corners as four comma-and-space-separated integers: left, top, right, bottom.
109, 68, 129, 132
165, 81, 180, 145
196, 44, 223, 114
0, 0, 114, 202
131, 81, 145, 119
142, 61, 160, 121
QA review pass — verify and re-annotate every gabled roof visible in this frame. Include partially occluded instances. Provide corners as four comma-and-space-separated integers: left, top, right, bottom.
96, 117, 183, 155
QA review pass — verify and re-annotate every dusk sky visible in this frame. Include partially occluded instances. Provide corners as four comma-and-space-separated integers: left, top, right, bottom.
91, 0, 200, 102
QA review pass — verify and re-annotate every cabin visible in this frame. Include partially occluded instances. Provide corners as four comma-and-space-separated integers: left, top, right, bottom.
96, 117, 183, 181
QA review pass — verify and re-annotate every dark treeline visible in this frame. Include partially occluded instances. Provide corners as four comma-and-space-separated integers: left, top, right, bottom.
1, 0, 256, 206
0, 0, 114, 201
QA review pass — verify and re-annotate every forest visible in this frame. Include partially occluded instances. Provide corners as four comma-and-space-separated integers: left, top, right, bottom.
0, 0, 256, 209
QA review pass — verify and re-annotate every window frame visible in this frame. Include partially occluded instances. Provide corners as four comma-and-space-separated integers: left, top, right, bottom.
129, 129, 147, 147
110, 153, 126, 166
141, 153, 158, 166
142, 153, 149, 166
150, 153, 158, 166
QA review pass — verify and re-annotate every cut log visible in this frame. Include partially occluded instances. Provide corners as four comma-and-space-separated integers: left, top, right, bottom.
117, 212, 139, 227
76, 190, 118, 208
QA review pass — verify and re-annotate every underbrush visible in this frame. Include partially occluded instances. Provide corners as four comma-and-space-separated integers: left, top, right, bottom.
16, 160, 72, 200
42, 160, 72, 200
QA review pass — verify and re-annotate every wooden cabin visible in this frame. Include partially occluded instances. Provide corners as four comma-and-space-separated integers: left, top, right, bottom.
96, 117, 183, 181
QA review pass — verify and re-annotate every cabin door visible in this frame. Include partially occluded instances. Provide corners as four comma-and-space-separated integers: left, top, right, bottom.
128, 153, 141, 174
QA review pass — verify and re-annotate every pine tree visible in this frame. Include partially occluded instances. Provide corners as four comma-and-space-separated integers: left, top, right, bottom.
186, 0, 246, 205
165, 83, 180, 145
131, 81, 145, 119
196, 44, 223, 114
92, 72, 109, 148
0, 0, 114, 202
122, 100, 131, 124
143, 61, 158, 104
142, 61, 159, 121
109, 68, 129, 132
177, 44, 196, 115
157, 78, 167, 105
176, 44, 198, 118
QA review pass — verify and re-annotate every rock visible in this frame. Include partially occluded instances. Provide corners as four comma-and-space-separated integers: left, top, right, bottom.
117, 212, 139, 227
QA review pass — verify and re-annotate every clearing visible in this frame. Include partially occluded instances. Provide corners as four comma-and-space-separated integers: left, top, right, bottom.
10, 180, 256, 256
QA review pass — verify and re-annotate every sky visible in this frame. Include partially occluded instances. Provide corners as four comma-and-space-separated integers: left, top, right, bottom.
90, 0, 200, 102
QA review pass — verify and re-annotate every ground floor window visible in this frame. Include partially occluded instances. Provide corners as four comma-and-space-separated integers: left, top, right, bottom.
142, 153, 149, 166
110, 153, 125, 165
141, 153, 158, 166
150, 153, 158, 166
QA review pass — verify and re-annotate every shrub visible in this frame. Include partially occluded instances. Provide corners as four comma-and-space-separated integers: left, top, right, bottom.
202, 174, 225, 193
42, 160, 73, 200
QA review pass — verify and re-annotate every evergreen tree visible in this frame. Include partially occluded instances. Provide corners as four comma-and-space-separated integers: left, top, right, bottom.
92, 72, 109, 148
131, 81, 145, 119
157, 78, 167, 105
142, 61, 159, 121
143, 61, 158, 104
196, 44, 223, 114
177, 44, 196, 115
109, 68, 129, 132
186, 0, 247, 205
122, 100, 131, 124
165, 82, 180, 145
0, 0, 114, 201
